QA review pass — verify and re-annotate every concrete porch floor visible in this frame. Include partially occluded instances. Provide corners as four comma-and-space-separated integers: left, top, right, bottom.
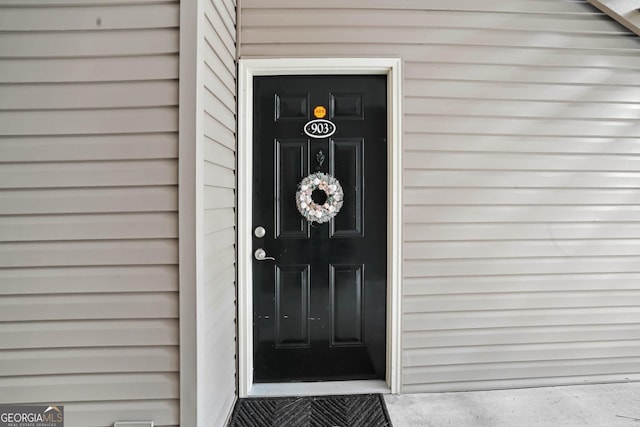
384, 382, 640, 426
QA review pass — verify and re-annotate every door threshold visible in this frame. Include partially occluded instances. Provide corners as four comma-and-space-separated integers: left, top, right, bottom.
249, 380, 390, 397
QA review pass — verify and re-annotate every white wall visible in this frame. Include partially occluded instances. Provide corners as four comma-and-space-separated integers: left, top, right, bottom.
240, 0, 640, 393
0, 0, 180, 425
202, 0, 238, 424
179, 0, 238, 425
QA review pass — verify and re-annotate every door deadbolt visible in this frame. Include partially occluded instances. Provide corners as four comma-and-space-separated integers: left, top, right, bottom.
254, 226, 266, 238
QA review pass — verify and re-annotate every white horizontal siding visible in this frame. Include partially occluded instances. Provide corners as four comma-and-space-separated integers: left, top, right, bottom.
202, 0, 237, 425
242, 8, 628, 33
0, 3, 179, 30
0, 213, 177, 242
0, 347, 178, 376
0, 265, 178, 294
0, 187, 177, 215
0, 108, 178, 135
403, 323, 640, 347
0, 0, 175, 4
242, 0, 606, 13
0, 1, 180, 426
0, 240, 177, 267
0, 293, 177, 321
241, 0, 640, 393
0, 56, 179, 83
0, 134, 177, 162
405, 223, 640, 241
0, 373, 179, 403
404, 273, 640, 296
0, 319, 178, 349
242, 27, 640, 50
0, 29, 178, 57
0, 160, 177, 188
405, 170, 640, 188
0, 81, 178, 109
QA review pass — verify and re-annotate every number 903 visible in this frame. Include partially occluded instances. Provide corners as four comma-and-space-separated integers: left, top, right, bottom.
304, 119, 336, 139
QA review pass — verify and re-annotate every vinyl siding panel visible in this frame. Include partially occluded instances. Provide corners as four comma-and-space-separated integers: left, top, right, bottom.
1, 56, 179, 83
1, 30, 178, 57
0, 134, 177, 162
0, 4, 179, 30
0, 187, 177, 215
242, 9, 628, 33
202, 0, 237, 425
241, 0, 640, 392
0, 319, 179, 349
0, 1, 180, 426
0, 108, 178, 135
0, 81, 178, 109
0, 213, 177, 242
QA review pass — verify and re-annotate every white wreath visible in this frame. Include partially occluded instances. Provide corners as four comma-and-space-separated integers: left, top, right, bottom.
296, 172, 344, 223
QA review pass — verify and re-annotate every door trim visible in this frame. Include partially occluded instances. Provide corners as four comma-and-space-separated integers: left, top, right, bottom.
238, 58, 403, 397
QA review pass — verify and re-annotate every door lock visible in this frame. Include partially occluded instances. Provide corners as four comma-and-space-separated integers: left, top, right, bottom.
254, 248, 275, 261
254, 226, 266, 238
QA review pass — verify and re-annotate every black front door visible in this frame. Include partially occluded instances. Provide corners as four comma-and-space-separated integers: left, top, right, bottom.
252, 75, 387, 382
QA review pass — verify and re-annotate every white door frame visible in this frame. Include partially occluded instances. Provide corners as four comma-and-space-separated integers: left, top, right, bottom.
238, 58, 403, 397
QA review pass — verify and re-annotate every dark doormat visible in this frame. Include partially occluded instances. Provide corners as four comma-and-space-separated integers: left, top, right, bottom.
228, 394, 393, 427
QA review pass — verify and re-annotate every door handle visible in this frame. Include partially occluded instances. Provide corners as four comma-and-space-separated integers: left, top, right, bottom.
254, 248, 275, 261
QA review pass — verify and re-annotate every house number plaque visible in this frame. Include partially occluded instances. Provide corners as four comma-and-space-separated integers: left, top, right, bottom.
303, 119, 336, 139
